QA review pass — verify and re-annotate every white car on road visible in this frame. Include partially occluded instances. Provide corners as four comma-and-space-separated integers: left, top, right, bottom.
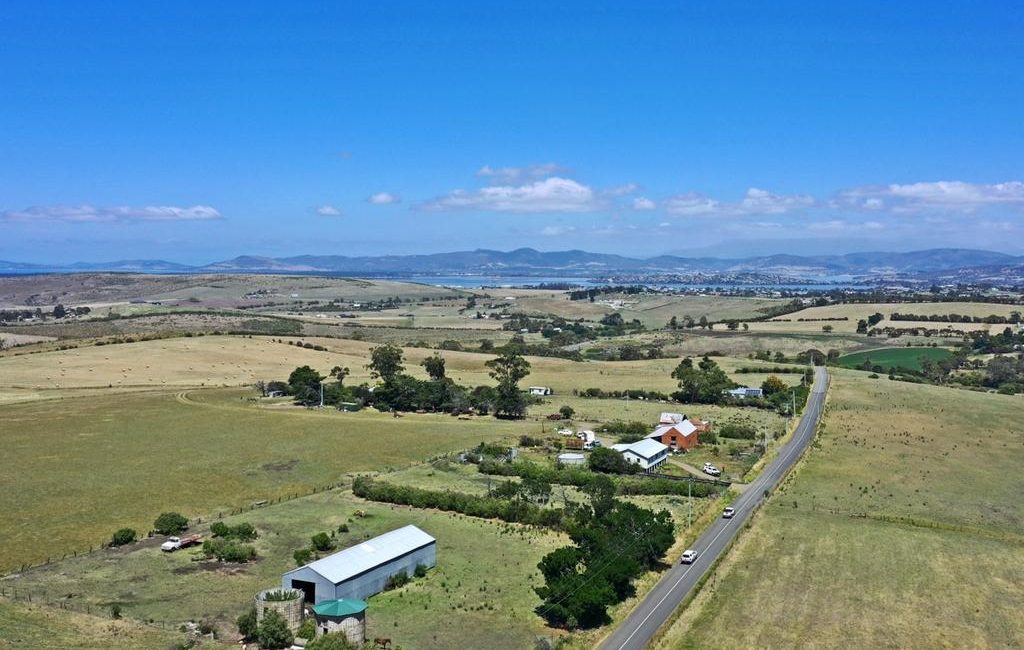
680, 549, 698, 564
722, 507, 736, 519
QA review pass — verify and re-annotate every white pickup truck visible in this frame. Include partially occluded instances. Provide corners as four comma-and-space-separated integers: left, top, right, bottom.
160, 534, 201, 552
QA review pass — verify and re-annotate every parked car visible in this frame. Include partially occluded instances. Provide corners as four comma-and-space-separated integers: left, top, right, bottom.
722, 507, 736, 519
702, 463, 721, 477
680, 549, 698, 564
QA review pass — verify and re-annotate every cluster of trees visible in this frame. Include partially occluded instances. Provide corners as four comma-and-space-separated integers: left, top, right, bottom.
534, 476, 674, 629
203, 520, 258, 563
597, 420, 649, 442
596, 312, 645, 336
352, 476, 564, 528
568, 286, 645, 301
891, 311, 1021, 324
476, 459, 720, 498
671, 356, 735, 404
970, 327, 1024, 354
573, 387, 671, 401
855, 312, 886, 333
267, 343, 533, 418
587, 447, 639, 475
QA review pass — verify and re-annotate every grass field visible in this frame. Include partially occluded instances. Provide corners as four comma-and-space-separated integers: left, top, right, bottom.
2, 489, 567, 650
837, 346, 954, 371
0, 388, 535, 572
656, 370, 1024, 649
0, 598, 208, 650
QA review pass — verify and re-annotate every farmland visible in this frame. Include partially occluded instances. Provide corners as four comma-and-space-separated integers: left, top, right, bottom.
3, 489, 567, 650
836, 346, 954, 372
656, 370, 1024, 649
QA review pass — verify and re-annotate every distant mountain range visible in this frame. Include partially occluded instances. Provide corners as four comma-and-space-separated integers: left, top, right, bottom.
3, 248, 1024, 283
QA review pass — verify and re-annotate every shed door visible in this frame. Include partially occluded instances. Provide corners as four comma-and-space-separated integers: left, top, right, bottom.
291, 579, 317, 603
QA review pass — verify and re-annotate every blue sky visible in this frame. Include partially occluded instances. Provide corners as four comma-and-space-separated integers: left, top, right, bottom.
2, 1, 1023, 263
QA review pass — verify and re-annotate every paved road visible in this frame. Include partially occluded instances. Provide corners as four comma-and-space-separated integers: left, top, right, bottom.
598, 367, 830, 650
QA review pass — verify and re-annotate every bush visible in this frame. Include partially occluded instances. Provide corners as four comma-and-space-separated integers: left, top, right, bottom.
414, 563, 428, 578
110, 603, 122, 619
236, 606, 257, 640
588, 447, 639, 475
306, 632, 357, 650
109, 528, 137, 547
311, 532, 335, 552
384, 570, 410, 590
256, 610, 294, 649
296, 618, 317, 640
718, 423, 757, 440
202, 538, 256, 563
153, 512, 188, 535
211, 521, 258, 541
559, 405, 575, 419
293, 548, 314, 566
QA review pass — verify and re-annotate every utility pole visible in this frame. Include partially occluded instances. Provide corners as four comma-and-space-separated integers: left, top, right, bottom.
319, 382, 324, 408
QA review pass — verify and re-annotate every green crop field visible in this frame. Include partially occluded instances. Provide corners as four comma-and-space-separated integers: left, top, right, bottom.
837, 346, 953, 371
656, 370, 1024, 649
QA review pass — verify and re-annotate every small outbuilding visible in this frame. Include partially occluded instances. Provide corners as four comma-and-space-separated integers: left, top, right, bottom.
557, 452, 586, 466
529, 386, 553, 396
312, 598, 367, 646
282, 525, 436, 604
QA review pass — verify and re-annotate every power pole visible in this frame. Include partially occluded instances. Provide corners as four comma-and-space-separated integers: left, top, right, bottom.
319, 382, 324, 408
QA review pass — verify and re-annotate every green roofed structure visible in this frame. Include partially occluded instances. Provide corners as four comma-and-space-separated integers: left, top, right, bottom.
312, 598, 367, 617
311, 598, 368, 645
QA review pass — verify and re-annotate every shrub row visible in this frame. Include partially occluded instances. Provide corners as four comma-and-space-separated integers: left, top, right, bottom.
352, 476, 564, 528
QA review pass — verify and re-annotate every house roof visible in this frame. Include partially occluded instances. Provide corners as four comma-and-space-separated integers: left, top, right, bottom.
618, 438, 669, 460
648, 420, 697, 440
312, 598, 367, 617
285, 525, 435, 584
658, 412, 687, 425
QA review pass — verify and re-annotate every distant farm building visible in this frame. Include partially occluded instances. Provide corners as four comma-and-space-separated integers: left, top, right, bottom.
557, 452, 586, 466
282, 525, 436, 604
647, 420, 700, 451
611, 439, 669, 472
529, 386, 553, 396
727, 387, 764, 399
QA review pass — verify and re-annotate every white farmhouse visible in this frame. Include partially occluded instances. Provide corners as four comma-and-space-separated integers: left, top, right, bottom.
611, 438, 669, 472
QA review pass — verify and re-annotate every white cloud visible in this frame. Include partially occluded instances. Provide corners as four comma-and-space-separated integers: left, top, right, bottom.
739, 187, 816, 214
420, 176, 604, 213
540, 225, 577, 236
837, 180, 1024, 213
1, 204, 221, 222
316, 205, 342, 216
664, 188, 815, 217
367, 192, 400, 205
633, 196, 657, 210
475, 163, 570, 185
663, 193, 722, 216
604, 183, 640, 196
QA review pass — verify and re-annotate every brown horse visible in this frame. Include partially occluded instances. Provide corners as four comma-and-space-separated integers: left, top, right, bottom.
373, 639, 392, 649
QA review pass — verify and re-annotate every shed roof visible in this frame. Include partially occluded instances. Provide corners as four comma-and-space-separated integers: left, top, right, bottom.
648, 420, 697, 440
312, 598, 367, 617
618, 438, 669, 460
286, 525, 435, 584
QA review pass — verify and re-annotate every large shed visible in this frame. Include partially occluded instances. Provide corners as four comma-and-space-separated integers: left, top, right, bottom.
282, 525, 436, 604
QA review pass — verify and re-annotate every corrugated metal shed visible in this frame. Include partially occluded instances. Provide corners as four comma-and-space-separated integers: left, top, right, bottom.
299, 525, 434, 584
